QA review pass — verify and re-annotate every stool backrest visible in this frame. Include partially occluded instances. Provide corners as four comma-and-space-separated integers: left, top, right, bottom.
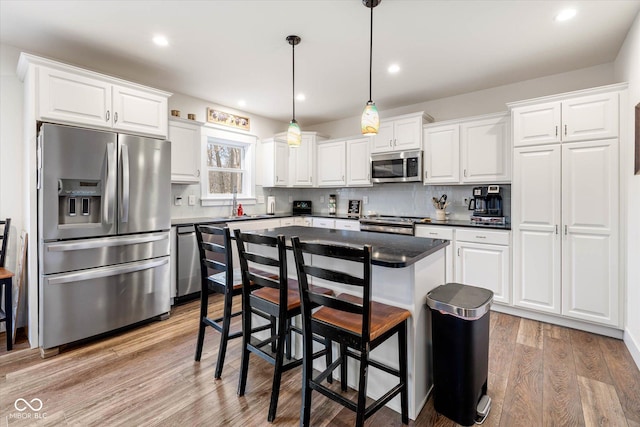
0, 218, 10, 268
234, 230, 288, 301
195, 225, 232, 290
291, 237, 372, 342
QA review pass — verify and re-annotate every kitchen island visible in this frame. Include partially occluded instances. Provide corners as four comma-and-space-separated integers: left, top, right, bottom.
240, 226, 448, 420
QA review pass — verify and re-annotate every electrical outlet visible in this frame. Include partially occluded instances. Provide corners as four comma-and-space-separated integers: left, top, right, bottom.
363, 196, 368, 204
188, 195, 196, 206
175, 196, 183, 206
257, 195, 265, 204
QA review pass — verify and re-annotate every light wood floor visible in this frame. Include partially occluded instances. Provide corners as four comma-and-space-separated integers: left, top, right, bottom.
1, 295, 639, 426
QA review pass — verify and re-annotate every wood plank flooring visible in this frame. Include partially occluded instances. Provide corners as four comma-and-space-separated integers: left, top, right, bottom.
1, 295, 639, 426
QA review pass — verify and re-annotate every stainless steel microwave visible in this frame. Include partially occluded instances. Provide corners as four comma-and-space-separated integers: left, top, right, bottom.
371, 150, 422, 183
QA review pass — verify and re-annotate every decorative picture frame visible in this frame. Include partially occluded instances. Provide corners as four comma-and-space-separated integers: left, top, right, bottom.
635, 103, 639, 175
206, 108, 250, 131
347, 200, 362, 218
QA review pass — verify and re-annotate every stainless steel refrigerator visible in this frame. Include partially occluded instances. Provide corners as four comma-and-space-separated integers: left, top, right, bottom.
38, 123, 171, 349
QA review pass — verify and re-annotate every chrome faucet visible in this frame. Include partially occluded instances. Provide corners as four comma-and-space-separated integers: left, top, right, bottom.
232, 188, 238, 217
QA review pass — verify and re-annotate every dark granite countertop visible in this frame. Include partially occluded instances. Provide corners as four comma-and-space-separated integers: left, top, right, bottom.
242, 225, 449, 268
172, 214, 288, 226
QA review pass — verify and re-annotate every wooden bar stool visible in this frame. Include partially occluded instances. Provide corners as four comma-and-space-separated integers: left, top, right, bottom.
0, 218, 12, 351
234, 230, 333, 423
193, 225, 272, 379
291, 236, 410, 427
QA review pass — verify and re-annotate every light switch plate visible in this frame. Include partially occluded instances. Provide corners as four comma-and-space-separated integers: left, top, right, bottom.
188, 195, 196, 206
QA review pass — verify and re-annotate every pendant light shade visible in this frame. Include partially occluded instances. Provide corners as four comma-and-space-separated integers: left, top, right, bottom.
361, 0, 381, 135
286, 35, 302, 147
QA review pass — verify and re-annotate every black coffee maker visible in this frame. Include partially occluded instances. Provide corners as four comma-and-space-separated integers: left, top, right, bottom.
468, 185, 503, 217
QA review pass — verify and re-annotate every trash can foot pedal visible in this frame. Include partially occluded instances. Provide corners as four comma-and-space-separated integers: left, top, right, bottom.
475, 395, 491, 424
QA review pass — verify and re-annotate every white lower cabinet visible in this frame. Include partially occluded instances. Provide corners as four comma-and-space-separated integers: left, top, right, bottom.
334, 219, 360, 231
312, 217, 334, 229
454, 229, 511, 305
415, 225, 454, 282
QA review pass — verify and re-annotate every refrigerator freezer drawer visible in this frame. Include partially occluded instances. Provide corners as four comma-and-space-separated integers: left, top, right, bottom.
40, 256, 170, 349
43, 231, 170, 275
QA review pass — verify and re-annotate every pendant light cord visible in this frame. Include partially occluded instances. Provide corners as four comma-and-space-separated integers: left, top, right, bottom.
368, 3, 373, 103
292, 41, 296, 121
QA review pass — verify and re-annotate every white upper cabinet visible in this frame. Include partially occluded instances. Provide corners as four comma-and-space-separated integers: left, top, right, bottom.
423, 124, 459, 184
289, 133, 317, 187
346, 137, 372, 186
31, 58, 170, 138
262, 132, 325, 188
169, 118, 202, 183
371, 112, 432, 153
316, 140, 346, 187
424, 112, 510, 184
460, 114, 510, 183
262, 137, 289, 187
511, 89, 618, 147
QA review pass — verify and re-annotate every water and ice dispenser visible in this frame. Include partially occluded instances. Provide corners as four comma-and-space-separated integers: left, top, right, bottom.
57, 179, 102, 225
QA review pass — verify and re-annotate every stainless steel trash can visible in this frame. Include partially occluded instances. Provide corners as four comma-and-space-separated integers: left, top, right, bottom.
426, 283, 493, 426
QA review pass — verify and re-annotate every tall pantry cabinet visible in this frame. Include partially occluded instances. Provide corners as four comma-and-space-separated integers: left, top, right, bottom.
509, 84, 625, 328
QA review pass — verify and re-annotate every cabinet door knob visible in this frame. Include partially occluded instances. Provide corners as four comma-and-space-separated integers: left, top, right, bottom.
114, 112, 118, 123
555, 224, 558, 234
389, 140, 392, 147
196, 169, 200, 177
564, 124, 567, 136
424, 170, 428, 179
106, 110, 110, 122
555, 125, 558, 137
564, 225, 568, 235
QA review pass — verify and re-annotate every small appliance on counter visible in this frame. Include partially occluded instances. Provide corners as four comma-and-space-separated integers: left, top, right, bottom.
267, 196, 276, 215
469, 185, 505, 225
292, 200, 312, 216
328, 194, 337, 215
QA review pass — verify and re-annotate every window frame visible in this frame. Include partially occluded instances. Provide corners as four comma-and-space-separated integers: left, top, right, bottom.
200, 125, 257, 207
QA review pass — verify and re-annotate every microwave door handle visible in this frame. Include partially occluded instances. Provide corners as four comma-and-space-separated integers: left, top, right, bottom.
120, 143, 130, 224
104, 142, 116, 226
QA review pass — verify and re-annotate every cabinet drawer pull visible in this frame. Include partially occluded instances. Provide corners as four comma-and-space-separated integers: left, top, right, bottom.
564, 124, 567, 136
555, 125, 558, 137
475, 235, 486, 239
565, 225, 568, 235
429, 232, 437, 235
555, 224, 558, 234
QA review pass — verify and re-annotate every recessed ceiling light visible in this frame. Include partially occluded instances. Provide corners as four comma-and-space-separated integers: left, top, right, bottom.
388, 64, 400, 74
238, 100, 247, 107
296, 93, 306, 101
152, 35, 169, 46
555, 8, 577, 22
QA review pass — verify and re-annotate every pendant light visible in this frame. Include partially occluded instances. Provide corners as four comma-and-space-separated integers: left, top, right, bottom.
286, 35, 302, 147
361, 0, 381, 135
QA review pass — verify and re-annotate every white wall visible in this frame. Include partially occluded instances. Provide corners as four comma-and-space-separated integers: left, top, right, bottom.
309, 63, 616, 138
614, 11, 640, 367
0, 44, 24, 274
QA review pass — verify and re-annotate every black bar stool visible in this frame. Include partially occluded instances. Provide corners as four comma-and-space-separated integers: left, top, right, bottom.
0, 218, 12, 351
234, 230, 333, 423
291, 236, 410, 427
194, 225, 272, 379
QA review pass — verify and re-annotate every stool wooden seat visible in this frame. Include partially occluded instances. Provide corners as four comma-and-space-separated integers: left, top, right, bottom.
291, 236, 410, 427
234, 230, 333, 423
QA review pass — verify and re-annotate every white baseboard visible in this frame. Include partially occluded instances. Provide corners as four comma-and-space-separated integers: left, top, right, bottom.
491, 304, 624, 339
624, 329, 640, 370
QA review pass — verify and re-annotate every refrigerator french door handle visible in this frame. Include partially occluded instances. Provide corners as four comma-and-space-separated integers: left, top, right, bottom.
104, 142, 116, 225
121, 142, 130, 224
46, 233, 168, 252
47, 257, 169, 285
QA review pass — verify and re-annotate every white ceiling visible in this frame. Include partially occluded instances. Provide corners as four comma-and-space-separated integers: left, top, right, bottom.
1, 0, 639, 126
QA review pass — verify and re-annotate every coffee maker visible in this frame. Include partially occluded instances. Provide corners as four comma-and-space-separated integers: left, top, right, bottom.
469, 185, 504, 224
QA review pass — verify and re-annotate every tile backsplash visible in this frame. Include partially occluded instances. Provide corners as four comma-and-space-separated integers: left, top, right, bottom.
171, 182, 511, 223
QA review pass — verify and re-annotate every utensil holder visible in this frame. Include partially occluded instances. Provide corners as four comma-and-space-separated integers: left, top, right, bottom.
436, 209, 446, 221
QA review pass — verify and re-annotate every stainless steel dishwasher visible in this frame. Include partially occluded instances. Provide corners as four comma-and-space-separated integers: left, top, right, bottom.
176, 225, 202, 298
